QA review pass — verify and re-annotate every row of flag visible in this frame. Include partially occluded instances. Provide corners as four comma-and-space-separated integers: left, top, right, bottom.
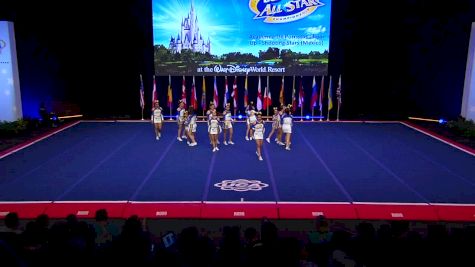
140, 75, 342, 114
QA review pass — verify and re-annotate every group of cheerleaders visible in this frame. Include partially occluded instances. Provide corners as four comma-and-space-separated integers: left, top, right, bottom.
150, 99, 293, 161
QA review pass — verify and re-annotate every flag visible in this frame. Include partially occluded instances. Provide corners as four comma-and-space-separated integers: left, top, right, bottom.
328, 76, 333, 111
167, 75, 173, 108
292, 76, 297, 113
263, 86, 269, 110
223, 76, 229, 107
263, 86, 272, 110
213, 76, 219, 107
319, 76, 324, 112
298, 77, 304, 108
336, 74, 342, 105
191, 76, 198, 109
279, 76, 285, 105
139, 74, 144, 109
257, 76, 263, 111
181, 76, 187, 106
244, 75, 249, 107
310, 76, 318, 108
201, 76, 206, 111
231, 76, 238, 109
152, 75, 157, 105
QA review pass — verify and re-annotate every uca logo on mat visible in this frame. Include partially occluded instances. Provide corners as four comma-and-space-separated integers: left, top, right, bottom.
249, 0, 325, 23
214, 179, 269, 192
0, 40, 6, 54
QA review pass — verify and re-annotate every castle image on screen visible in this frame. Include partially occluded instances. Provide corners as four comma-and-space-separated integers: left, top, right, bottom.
168, 2, 211, 54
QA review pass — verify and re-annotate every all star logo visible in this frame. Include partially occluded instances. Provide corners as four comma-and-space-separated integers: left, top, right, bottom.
214, 179, 269, 192
249, 0, 325, 24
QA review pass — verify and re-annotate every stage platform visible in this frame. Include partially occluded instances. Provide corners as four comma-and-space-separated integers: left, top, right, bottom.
1, 120, 474, 221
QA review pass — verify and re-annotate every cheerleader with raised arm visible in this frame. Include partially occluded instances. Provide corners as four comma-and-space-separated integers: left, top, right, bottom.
222, 103, 235, 145
253, 112, 265, 161
151, 100, 164, 140
281, 105, 293, 150
246, 110, 257, 140
176, 100, 186, 141
208, 112, 221, 152
265, 107, 280, 144
185, 106, 198, 146
245, 101, 256, 140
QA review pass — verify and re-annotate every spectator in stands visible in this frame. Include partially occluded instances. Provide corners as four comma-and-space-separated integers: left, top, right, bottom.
113, 215, 154, 265
307, 216, 333, 267
0, 212, 23, 253
92, 209, 119, 249
216, 225, 243, 267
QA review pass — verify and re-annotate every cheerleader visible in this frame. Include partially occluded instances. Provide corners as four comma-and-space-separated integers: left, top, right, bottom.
265, 107, 280, 143
246, 110, 257, 140
177, 100, 186, 141
222, 103, 235, 145
151, 100, 164, 140
253, 112, 265, 161
281, 105, 293, 150
185, 106, 198, 146
275, 104, 285, 146
245, 101, 256, 140
208, 113, 221, 152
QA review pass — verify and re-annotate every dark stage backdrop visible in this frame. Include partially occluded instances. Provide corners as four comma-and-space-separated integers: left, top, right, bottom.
1, 0, 474, 120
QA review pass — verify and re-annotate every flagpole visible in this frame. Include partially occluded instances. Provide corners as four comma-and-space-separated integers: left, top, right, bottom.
311, 107, 314, 121
337, 101, 341, 121
141, 108, 144, 120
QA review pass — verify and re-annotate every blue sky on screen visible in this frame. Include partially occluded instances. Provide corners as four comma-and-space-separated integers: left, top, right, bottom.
152, 0, 332, 56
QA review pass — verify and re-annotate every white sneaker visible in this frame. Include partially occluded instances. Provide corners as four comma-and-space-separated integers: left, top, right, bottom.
250, 137, 253, 140
259, 156, 263, 161
256, 151, 259, 156
245, 136, 249, 141
182, 135, 187, 139
266, 138, 270, 143
187, 141, 190, 145
224, 141, 228, 145
228, 141, 234, 145
156, 136, 159, 140
191, 142, 197, 146
285, 146, 291, 151
278, 142, 285, 146
216, 147, 220, 151
177, 137, 183, 141
274, 138, 278, 142
213, 147, 217, 152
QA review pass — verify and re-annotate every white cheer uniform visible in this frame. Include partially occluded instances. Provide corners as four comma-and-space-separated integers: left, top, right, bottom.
152, 107, 163, 123
281, 115, 293, 134
253, 121, 265, 140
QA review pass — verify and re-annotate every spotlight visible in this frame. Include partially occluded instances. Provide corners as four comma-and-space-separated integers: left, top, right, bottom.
305, 115, 310, 120
238, 115, 243, 119
438, 119, 446, 124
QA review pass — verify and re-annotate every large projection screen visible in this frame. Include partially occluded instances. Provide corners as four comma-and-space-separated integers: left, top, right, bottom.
153, 0, 332, 76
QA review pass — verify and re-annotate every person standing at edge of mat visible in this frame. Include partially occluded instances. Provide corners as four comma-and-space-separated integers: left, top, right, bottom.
151, 100, 164, 140
253, 112, 265, 161
281, 105, 293, 151
177, 100, 186, 141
